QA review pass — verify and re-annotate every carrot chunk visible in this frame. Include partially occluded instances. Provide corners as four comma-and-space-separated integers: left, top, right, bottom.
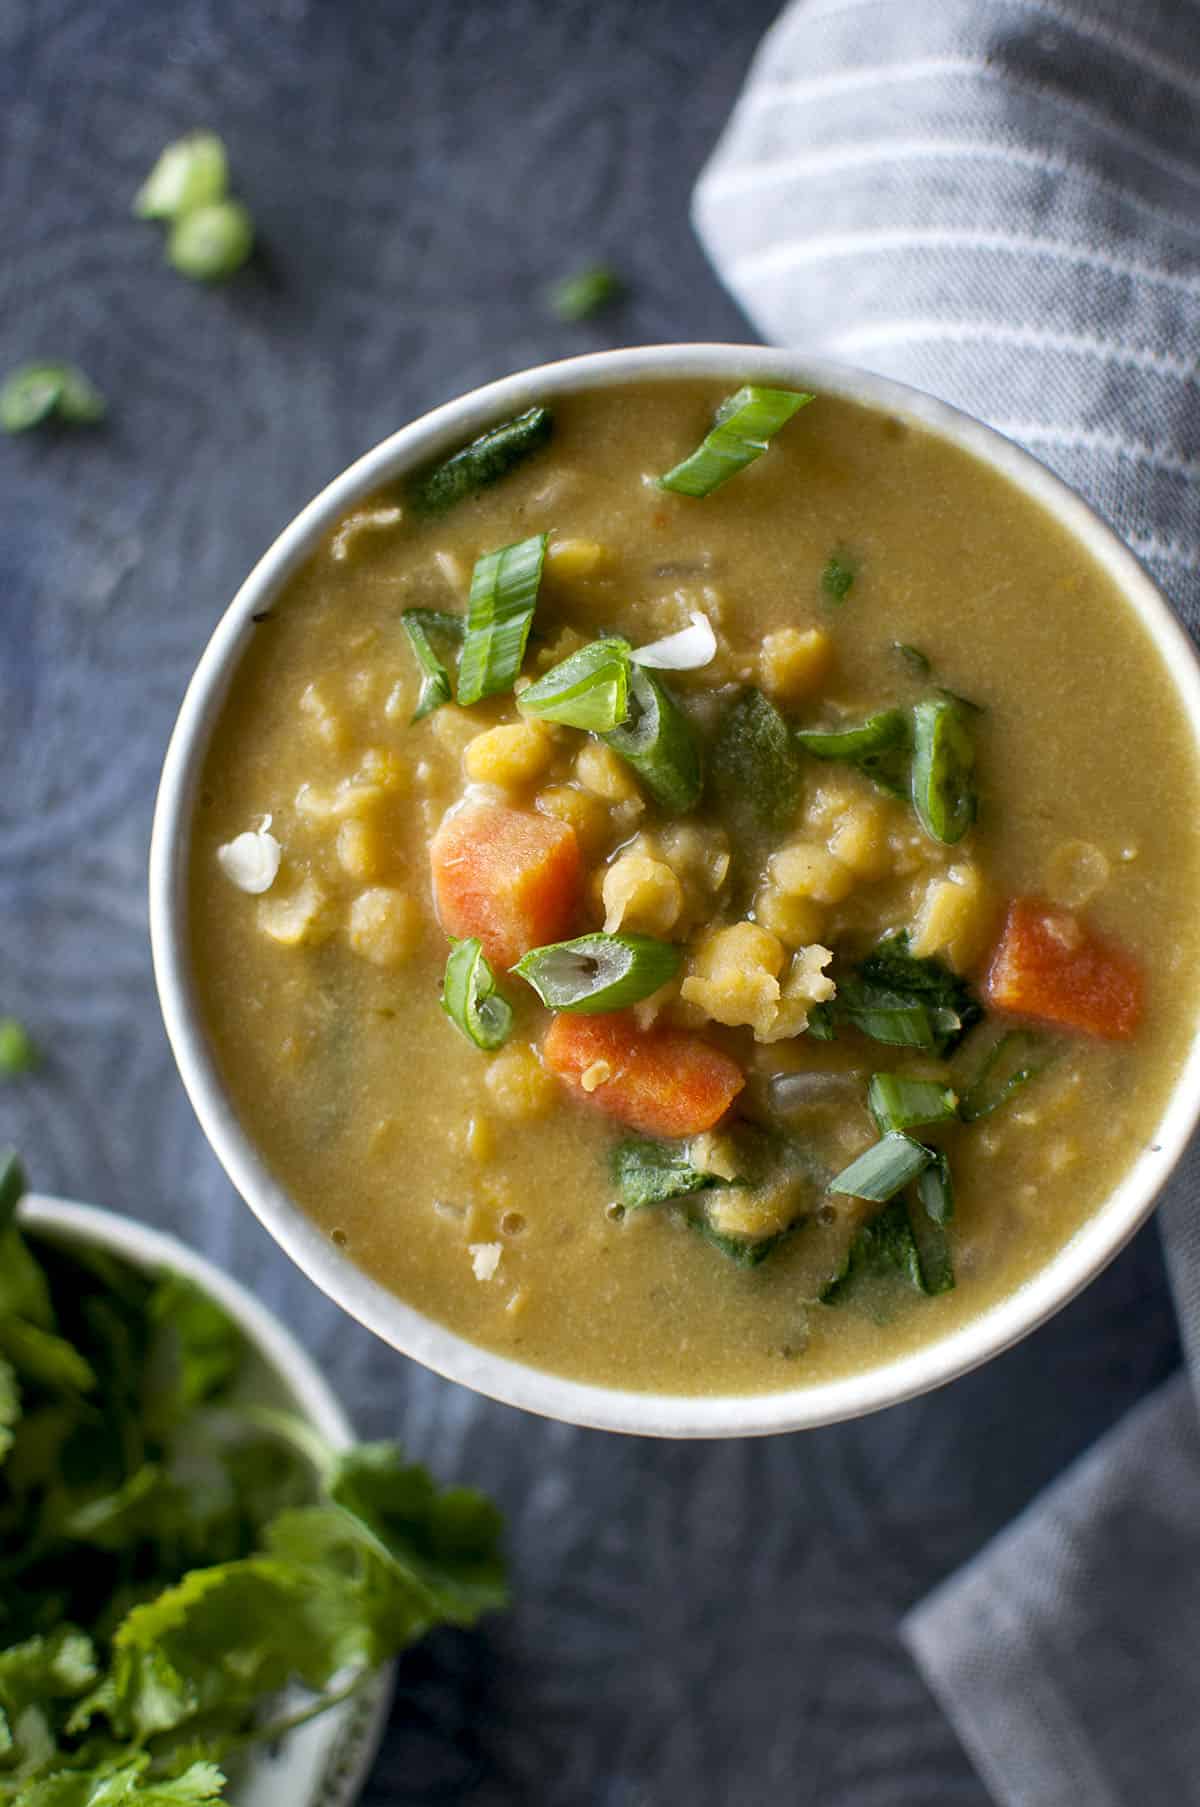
430, 802, 583, 970
542, 1012, 745, 1138
985, 896, 1143, 1040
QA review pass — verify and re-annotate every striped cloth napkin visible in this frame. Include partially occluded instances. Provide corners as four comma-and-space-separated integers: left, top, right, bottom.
694, 4, 1200, 1802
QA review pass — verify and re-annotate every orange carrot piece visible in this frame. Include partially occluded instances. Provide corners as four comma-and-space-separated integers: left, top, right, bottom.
542, 1012, 745, 1138
430, 802, 583, 970
985, 896, 1143, 1040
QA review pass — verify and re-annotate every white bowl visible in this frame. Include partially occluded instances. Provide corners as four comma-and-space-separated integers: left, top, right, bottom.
150, 344, 1200, 1438
19, 1196, 393, 1807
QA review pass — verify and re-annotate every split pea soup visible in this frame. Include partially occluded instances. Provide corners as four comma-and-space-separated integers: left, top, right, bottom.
190, 380, 1200, 1396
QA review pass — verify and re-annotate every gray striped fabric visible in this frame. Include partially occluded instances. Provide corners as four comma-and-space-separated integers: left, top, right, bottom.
694, 5, 1200, 1803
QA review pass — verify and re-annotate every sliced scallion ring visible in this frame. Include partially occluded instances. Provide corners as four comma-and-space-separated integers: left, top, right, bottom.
401, 608, 464, 722
456, 533, 548, 706
517, 637, 631, 732
134, 131, 229, 220
867, 1074, 959, 1135
603, 663, 702, 814
514, 932, 681, 1013
0, 363, 106, 433
441, 939, 513, 1051
630, 610, 717, 671
657, 385, 815, 497
911, 697, 977, 845
829, 1132, 933, 1203
167, 199, 255, 281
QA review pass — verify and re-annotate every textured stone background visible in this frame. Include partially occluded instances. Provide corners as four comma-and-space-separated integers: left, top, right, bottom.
0, 2, 1182, 1801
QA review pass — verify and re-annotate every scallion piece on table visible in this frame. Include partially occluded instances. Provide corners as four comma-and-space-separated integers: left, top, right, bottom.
657, 385, 815, 497
456, 533, 548, 706
441, 939, 513, 1051
611, 1137, 720, 1211
911, 696, 977, 845
830, 1132, 933, 1203
0, 1018, 39, 1079
711, 687, 802, 836
796, 708, 911, 797
820, 551, 856, 604
867, 1074, 958, 1135
134, 131, 229, 220
960, 1030, 1055, 1122
603, 663, 703, 814
915, 1149, 954, 1225
517, 637, 631, 732
515, 932, 681, 1013
167, 199, 255, 280
401, 608, 464, 722
407, 406, 553, 517
0, 362, 106, 433
548, 264, 623, 321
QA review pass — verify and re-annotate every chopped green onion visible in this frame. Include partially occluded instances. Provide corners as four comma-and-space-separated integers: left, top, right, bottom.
408, 406, 553, 517
820, 551, 856, 604
687, 1211, 799, 1268
441, 939, 512, 1051
456, 533, 548, 706
960, 1031, 1056, 1122
167, 199, 255, 280
603, 663, 702, 814
548, 264, 623, 321
911, 697, 977, 845
517, 637, 631, 732
611, 1138, 719, 1212
906, 1190, 955, 1292
657, 385, 814, 497
0, 1019, 38, 1079
820, 1198, 922, 1302
796, 708, 910, 797
894, 642, 932, 677
711, 687, 802, 837
401, 608, 464, 722
915, 1149, 954, 1225
1, 363, 106, 433
830, 1132, 932, 1203
134, 131, 229, 220
867, 1073, 958, 1134
515, 932, 680, 1013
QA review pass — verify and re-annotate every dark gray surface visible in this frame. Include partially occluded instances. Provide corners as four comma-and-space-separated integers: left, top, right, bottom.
0, 3, 1181, 1802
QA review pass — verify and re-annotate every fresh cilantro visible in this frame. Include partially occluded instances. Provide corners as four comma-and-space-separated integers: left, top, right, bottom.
0, 1157, 507, 1800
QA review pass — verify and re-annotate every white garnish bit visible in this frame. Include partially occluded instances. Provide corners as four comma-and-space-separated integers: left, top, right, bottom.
469, 1242, 502, 1282
330, 505, 402, 563
630, 610, 717, 671
216, 825, 281, 894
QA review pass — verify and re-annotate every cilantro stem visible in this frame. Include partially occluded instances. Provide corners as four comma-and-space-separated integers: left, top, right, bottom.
231, 1402, 336, 1483
220, 1667, 375, 1757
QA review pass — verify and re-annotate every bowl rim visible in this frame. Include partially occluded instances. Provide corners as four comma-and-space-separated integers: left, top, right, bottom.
150, 342, 1200, 1437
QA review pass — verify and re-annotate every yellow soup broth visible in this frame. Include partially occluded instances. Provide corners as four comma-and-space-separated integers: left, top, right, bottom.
189, 383, 1200, 1394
